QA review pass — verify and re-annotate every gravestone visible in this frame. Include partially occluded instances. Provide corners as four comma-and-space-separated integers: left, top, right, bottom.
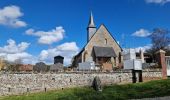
93, 76, 102, 91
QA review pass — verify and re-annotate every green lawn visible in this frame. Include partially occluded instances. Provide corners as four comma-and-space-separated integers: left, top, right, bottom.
1, 79, 170, 100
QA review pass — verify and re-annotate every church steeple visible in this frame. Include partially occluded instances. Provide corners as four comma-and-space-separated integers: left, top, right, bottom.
88, 12, 96, 28
87, 12, 96, 41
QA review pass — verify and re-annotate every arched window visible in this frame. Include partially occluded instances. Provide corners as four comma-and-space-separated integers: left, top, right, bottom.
105, 38, 107, 45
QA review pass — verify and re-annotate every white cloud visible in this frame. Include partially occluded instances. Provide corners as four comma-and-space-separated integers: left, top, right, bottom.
134, 44, 152, 52
39, 42, 79, 65
145, 0, 170, 4
0, 39, 79, 65
25, 26, 65, 44
0, 39, 30, 54
132, 29, 151, 37
0, 39, 34, 64
3, 52, 32, 62
0, 5, 27, 27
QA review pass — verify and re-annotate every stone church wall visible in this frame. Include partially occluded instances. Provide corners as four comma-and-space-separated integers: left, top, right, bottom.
0, 69, 162, 96
85, 25, 122, 66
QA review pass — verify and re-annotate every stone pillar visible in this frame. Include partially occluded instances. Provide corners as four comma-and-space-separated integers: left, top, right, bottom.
156, 49, 167, 79
140, 49, 145, 63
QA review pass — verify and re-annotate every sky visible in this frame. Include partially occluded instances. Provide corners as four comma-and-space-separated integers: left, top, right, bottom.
0, 0, 170, 65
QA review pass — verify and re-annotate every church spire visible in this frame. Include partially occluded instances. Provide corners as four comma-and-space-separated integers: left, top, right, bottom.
88, 12, 96, 28
87, 12, 97, 41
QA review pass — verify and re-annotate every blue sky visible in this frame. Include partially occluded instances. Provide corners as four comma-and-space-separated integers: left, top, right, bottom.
0, 0, 170, 65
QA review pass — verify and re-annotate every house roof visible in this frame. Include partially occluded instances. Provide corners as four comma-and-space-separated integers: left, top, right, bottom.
19, 64, 33, 71
54, 55, 64, 59
93, 46, 117, 57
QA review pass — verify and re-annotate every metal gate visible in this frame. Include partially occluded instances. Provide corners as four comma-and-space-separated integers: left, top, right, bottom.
166, 57, 170, 76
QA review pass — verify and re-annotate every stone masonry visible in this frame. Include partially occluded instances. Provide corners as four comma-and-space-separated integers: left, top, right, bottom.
0, 69, 162, 96
84, 25, 122, 66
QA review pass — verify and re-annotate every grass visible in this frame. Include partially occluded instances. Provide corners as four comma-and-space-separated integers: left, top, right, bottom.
1, 79, 170, 100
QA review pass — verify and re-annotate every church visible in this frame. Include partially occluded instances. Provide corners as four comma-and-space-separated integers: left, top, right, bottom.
72, 13, 123, 70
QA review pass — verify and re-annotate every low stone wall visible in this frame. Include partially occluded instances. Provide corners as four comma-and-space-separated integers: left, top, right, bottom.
0, 69, 162, 96
142, 69, 162, 81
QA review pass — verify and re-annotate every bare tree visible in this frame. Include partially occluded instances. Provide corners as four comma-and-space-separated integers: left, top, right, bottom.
33, 62, 47, 72
150, 28, 170, 51
146, 28, 170, 62
14, 59, 22, 64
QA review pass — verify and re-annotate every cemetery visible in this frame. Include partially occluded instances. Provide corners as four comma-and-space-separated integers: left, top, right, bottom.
0, 3, 169, 99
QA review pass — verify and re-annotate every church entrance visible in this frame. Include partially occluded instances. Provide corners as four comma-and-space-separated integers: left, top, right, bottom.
96, 57, 113, 71
97, 57, 111, 64
93, 46, 117, 71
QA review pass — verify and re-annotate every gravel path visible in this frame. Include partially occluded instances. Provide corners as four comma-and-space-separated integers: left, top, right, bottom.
132, 96, 170, 100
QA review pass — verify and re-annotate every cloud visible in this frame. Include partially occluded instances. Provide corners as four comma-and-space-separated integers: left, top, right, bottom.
0, 5, 27, 27
123, 44, 152, 53
134, 44, 152, 52
25, 26, 65, 44
0, 39, 79, 65
39, 42, 79, 65
145, 0, 170, 4
0, 39, 30, 54
0, 39, 34, 64
132, 29, 151, 37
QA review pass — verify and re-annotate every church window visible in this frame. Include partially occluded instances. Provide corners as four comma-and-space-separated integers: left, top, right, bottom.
105, 39, 107, 44
119, 52, 121, 63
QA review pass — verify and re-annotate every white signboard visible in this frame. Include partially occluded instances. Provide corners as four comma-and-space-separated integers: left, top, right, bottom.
123, 59, 142, 70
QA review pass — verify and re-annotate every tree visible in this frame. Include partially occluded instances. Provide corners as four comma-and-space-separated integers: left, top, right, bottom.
146, 28, 170, 62
33, 62, 47, 72
150, 28, 170, 51
3, 59, 23, 72
14, 59, 22, 64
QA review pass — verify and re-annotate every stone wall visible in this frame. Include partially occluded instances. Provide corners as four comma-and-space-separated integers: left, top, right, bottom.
142, 69, 162, 81
0, 69, 162, 96
84, 25, 122, 66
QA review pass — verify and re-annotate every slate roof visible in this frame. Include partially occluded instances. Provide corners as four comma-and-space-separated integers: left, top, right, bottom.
54, 55, 64, 59
93, 46, 117, 57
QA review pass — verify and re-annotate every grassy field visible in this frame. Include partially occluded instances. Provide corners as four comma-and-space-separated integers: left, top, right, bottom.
1, 79, 170, 100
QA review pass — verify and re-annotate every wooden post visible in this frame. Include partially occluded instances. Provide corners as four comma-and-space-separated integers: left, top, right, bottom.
132, 70, 137, 83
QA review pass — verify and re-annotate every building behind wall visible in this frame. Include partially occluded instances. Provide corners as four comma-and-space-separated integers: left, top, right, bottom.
50, 55, 64, 72
54, 55, 64, 64
136, 50, 153, 63
18, 64, 33, 72
72, 12, 123, 71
